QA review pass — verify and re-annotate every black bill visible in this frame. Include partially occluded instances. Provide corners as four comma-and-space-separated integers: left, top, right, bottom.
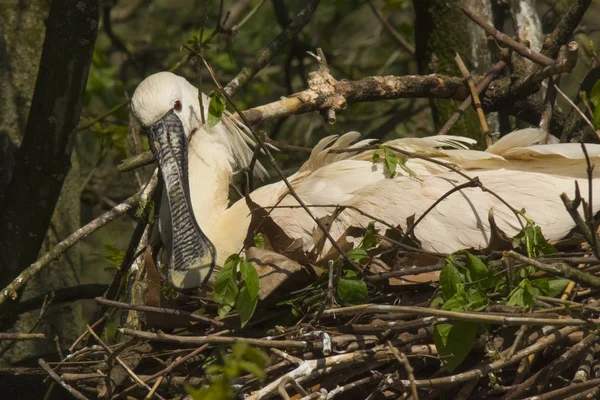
145, 110, 216, 288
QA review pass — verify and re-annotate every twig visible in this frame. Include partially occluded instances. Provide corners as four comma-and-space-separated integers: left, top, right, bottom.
0, 332, 46, 340
278, 375, 308, 400
553, 83, 600, 140
581, 143, 599, 259
113, 345, 209, 399
120, 328, 309, 350
403, 178, 483, 243
521, 377, 600, 400
541, 0, 592, 59
118, 151, 154, 172
461, 6, 554, 66
438, 60, 506, 136
506, 332, 599, 400
367, 0, 415, 55
224, 0, 320, 96
0, 173, 158, 306
246, 347, 396, 399
388, 341, 418, 400
454, 54, 491, 146
94, 297, 225, 328
39, 358, 90, 400
561, 186, 597, 248
507, 251, 600, 289
321, 304, 600, 327
86, 326, 163, 399
394, 326, 580, 389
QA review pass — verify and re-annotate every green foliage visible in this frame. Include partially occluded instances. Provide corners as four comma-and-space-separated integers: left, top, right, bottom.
87, 123, 129, 158
513, 216, 557, 257
208, 91, 227, 127
160, 281, 178, 300
337, 272, 368, 305
335, 222, 378, 305
591, 79, 600, 129
103, 244, 124, 271
135, 199, 155, 224
433, 220, 563, 371
213, 254, 260, 327
372, 146, 418, 179
186, 342, 268, 400
253, 233, 265, 249
434, 321, 479, 372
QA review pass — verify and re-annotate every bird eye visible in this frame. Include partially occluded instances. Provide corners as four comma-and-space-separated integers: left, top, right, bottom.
174, 100, 182, 112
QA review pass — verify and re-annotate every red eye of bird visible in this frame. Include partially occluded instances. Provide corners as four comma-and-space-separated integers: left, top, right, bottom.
174, 100, 182, 112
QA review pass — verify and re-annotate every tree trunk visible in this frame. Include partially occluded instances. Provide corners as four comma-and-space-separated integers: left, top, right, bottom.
0, 0, 99, 292
0, 0, 99, 380
414, 0, 498, 143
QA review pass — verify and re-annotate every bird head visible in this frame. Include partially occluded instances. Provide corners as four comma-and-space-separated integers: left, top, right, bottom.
131, 71, 202, 139
131, 72, 216, 289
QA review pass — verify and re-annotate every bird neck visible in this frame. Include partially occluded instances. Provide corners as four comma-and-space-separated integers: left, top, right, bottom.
187, 135, 234, 231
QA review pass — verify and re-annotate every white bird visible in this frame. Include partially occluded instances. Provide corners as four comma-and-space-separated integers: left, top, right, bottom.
131, 72, 600, 289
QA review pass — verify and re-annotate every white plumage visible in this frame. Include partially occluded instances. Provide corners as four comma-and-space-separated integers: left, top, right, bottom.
131, 72, 600, 289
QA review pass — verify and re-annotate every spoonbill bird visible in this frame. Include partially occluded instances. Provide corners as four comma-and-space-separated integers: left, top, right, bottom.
131, 72, 600, 289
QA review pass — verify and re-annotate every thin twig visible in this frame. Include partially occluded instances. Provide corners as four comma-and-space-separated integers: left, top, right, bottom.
94, 297, 225, 328
454, 54, 491, 146
321, 304, 600, 327
388, 341, 418, 400
507, 251, 600, 289
461, 6, 554, 66
367, 0, 415, 55
0, 332, 46, 340
39, 358, 90, 400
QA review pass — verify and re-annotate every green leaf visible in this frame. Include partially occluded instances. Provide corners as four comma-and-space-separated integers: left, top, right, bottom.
434, 322, 478, 372
218, 304, 232, 318
337, 278, 368, 305
208, 92, 227, 127
241, 345, 269, 370
594, 106, 600, 130
430, 296, 445, 307
347, 247, 369, 263
383, 146, 398, 177
359, 222, 380, 250
372, 151, 380, 163
547, 278, 570, 297
135, 199, 155, 223
240, 260, 260, 300
464, 252, 489, 283
238, 360, 266, 380
253, 233, 265, 249
590, 80, 600, 107
513, 222, 556, 257
507, 278, 538, 307
465, 288, 489, 311
236, 285, 258, 328
185, 379, 231, 400
531, 278, 550, 295
439, 260, 464, 300
441, 289, 468, 312
104, 244, 125, 268
214, 254, 240, 307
